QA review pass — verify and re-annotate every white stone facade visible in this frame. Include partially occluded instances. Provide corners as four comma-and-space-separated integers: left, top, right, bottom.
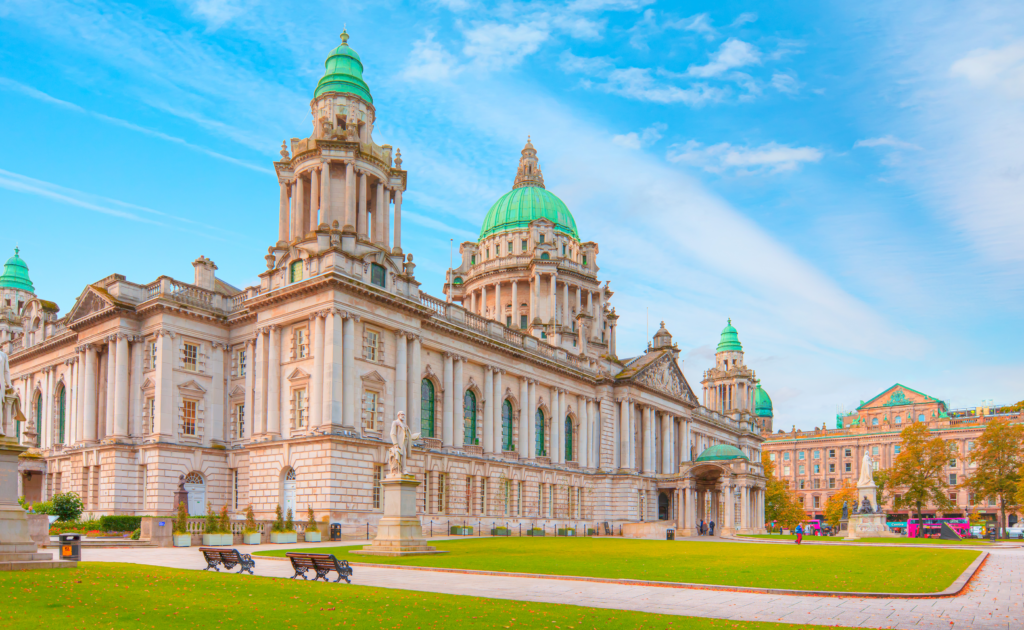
1, 33, 766, 535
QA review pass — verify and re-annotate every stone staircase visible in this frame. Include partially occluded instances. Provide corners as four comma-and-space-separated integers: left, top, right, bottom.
0, 542, 77, 571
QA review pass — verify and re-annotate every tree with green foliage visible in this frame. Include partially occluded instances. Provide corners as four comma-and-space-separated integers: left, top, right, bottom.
284, 508, 295, 533
824, 481, 857, 530
51, 492, 83, 522
889, 422, 956, 537
762, 453, 805, 531
961, 418, 1023, 538
173, 501, 189, 535
872, 468, 891, 505
243, 505, 258, 534
204, 501, 222, 533
271, 505, 285, 533
306, 506, 319, 533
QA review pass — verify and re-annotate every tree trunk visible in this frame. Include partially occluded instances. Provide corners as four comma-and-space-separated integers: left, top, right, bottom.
916, 501, 922, 538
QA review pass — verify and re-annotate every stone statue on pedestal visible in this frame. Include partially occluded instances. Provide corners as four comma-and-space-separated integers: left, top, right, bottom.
842, 501, 848, 520
858, 450, 874, 486
387, 412, 418, 477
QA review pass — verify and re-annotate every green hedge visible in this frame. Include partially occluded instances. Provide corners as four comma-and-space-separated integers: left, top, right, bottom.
449, 526, 473, 535
526, 528, 545, 537
98, 516, 143, 532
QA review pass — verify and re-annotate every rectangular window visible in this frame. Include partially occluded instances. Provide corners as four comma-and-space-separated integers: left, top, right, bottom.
829, 478, 836, 489
506, 315, 512, 327
495, 244, 500, 256
813, 464, 820, 474
183, 342, 199, 372
521, 239, 527, 251
967, 440, 974, 451
182, 399, 197, 436
508, 241, 512, 255
798, 451, 805, 460
539, 234, 545, 244
235, 403, 245, 439
582, 254, 587, 265
829, 463, 835, 473
895, 493, 902, 502
373, 465, 383, 509
871, 446, 879, 456
845, 463, 852, 472
233, 469, 239, 510
481, 478, 488, 515
783, 466, 791, 475
149, 341, 158, 370
799, 479, 805, 490
517, 481, 522, 516
438, 473, 446, 513
520, 314, 528, 329
845, 448, 852, 457
949, 473, 957, 485
813, 495, 820, 508
813, 450, 820, 459
562, 244, 566, 256
466, 476, 473, 515
295, 327, 309, 359
783, 452, 790, 461
829, 449, 835, 458
370, 263, 386, 288
813, 479, 820, 489
988, 497, 996, 507
364, 329, 380, 362
769, 453, 776, 461
471, 255, 476, 265
144, 397, 155, 434
798, 465, 805, 475
294, 389, 308, 427
895, 444, 901, 454
237, 349, 247, 376
948, 493, 957, 503
363, 391, 382, 432
290, 261, 303, 283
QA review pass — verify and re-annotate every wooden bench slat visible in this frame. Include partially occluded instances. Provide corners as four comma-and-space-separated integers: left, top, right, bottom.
285, 552, 353, 583
199, 547, 255, 575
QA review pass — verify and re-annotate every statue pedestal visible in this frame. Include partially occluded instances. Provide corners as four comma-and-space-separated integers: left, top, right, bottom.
844, 482, 897, 540
351, 475, 447, 557
0, 434, 76, 570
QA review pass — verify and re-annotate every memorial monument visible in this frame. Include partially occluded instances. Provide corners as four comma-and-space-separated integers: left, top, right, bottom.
844, 450, 897, 540
0, 349, 76, 570
352, 413, 446, 556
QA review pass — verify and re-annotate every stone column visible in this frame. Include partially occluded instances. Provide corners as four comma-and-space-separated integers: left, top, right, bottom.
482, 368, 494, 453
661, 413, 672, 473
596, 289, 604, 340
383, 188, 391, 250
345, 162, 356, 229
310, 167, 320, 231
578, 394, 588, 467
481, 285, 488, 318
619, 398, 629, 470
393, 189, 402, 252
375, 181, 385, 245
342, 315, 357, 428
510, 281, 519, 328
550, 387, 560, 463
294, 176, 306, 239
129, 337, 143, 438
561, 281, 568, 327
470, 291, 476, 315
740, 485, 748, 532
558, 389, 567, 463
67, 358, 77, 444
113, 333, 129, 437
493, 281, 501, 322
453, 357, 464, 448
321, 161, 331, 227
42, 368, 52, 447
267, 326, 281, 436
518, 377, 529, 455
243, 338, 255, 439
493, 369, 503, 451
442, 352, 454, 447
724, 484, 733, 534
408, 335, 422, 435
310, 312, 325, 429
75, 347, 85, 443
154, 330, 175, 438
527, 380, 536, 458
253, 329, 266, 435
278, 180, 289, 242
548, 273, 557, 322
104, 337, 116, 437
641, 407, 652, 473
530, 274, 538, 324
394, 331, 407, 432
357, 172, 367, 237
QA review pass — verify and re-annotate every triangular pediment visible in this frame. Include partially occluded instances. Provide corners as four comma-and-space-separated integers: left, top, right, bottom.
178, 379, 207, 394
228, 384, 246, 397
286, 367, 310, 381
631, 352, 697, 403
361, 370, 386, 383
140, 377, 155, 391
66, 287, 116, 324
858, 384, 938, 410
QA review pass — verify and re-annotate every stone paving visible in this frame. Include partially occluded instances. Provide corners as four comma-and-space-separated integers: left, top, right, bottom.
75, 540, 1023, 629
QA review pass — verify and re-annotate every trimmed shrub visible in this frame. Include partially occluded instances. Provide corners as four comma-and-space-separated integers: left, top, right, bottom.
172, 501, 189, 534
243, 505, 258, 534
130, 528, 141, 540
284, 509, 295, 533
271, 505, 285, 533
98, 515, 142, 532
306, 507, 319, 533
219, 505, 230, 534
31, 501, 54, 515
52, 492, 84, 522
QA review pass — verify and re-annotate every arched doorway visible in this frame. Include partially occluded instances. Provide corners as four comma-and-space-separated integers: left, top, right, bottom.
282, 468, 297, 517
184, 472, 205, 516
658, 492, 670, 521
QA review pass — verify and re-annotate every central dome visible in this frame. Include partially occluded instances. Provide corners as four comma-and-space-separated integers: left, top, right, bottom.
695, 444, 749, 463
479, 138, 579, 240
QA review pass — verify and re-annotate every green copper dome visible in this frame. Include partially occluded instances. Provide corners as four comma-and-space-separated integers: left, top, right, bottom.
0, 247, 33, 292
695, 444, 749, 463
754, 383, 773, 418
716, 318, 743, 353
480, 186, 579, 240
314, 30, 372, 103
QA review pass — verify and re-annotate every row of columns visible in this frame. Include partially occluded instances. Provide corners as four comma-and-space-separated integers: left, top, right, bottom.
277, 161, 403, 251
674, 483, 764, 533
704, 381, 756, 414
467, 275, 604, 337
617, 399, 693, 474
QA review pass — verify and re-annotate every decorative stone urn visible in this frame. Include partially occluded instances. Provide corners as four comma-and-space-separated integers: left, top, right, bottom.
352, 474, 446, 556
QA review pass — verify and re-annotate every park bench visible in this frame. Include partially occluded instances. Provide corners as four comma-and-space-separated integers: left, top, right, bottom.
285, 552, 354, 583
199, 547, 255, 575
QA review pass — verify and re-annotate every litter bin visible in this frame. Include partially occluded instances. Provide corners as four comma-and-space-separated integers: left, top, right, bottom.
330, 523, 342, 542
59, 533, 81, 561
666, 529, 675, 541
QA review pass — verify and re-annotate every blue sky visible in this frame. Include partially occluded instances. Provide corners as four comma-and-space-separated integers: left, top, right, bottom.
2, 0, 1022, 428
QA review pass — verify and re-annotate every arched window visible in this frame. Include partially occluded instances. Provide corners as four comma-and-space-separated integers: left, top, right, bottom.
565, 416, 574, 462
895, 415, 902, 424
463, 390, 477, 446
535, 409, 546, 457
421, 379, 435, 438
370, 263, 386, 288
872, 417, 878, 426
289, 260, 303, 283
57, 385, 66, 443
918, 414, 925, 422
540, 252, 550, 260
501, 400, 514, 451
34, 393, 42, 446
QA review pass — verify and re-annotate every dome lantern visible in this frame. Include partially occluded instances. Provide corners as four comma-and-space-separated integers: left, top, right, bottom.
716, 318, 743, 353
314, 29, 373, 102
0, 247, 34, 293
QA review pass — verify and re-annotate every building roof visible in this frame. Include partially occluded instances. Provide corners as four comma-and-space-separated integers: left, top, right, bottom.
754, 383, 773, 418
716, 318, 743, 352
0, 247, 34, 292
857, 383, 945, 410
695, 444, 749, 462
314, 30, 373, 102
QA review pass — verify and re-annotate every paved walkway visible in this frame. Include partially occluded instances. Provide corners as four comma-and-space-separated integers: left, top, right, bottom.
77, 542, 1022, 629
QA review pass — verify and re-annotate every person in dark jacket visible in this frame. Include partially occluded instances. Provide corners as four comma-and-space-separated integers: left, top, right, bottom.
699, 519, 705, 535
709, 520, 716, 536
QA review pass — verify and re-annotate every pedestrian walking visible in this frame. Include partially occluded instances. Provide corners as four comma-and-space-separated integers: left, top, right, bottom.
795, 523, 803, 544
709, 520, 716, 536
699, 519, 705, 536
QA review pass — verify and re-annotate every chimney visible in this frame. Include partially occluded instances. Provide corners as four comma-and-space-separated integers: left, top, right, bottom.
193, 256, 217, 291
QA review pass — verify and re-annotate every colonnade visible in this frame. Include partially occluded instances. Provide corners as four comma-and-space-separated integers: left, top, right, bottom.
466, 274, 604, 337
278, 160, 403, 251
704, 381, 755, 414
674, 482, 764, 533
616, 399, 694, 474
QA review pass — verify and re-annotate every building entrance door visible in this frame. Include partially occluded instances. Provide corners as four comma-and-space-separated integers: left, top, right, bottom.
184, 472, 205, 516
283, 469, 296, 517
658, 492, 670, 520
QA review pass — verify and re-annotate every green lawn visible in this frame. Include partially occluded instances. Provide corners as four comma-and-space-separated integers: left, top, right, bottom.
742, 534, 990, 545
1, 562, 861, 630
255, 537, 979, 593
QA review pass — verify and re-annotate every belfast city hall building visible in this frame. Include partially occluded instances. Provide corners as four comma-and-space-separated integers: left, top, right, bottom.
0, 32, 769, 535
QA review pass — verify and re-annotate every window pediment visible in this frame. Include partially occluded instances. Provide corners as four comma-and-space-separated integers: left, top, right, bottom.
286, 367, 310, 381
177, 379, 207, 394
361, 370, 386, 384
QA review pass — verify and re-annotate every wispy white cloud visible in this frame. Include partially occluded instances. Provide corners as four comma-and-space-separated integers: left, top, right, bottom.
462, 22, 550, 70
770, 71, 801, 94
567, 0, 654, 11
180, 0, 252, 30
404, 32, 462, 81
949, 41, 1024, 99
686, 38, 761, 78
612, 123, 666, 149
559, 53, 727, 105
628, 9, 716, 50
730, 12, 758, 27
667, 140, 823, 174
854, 135, 922, 150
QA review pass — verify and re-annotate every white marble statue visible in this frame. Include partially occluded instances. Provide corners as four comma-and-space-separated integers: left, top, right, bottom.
857, 449, 875, 486
0, 348, 12, 437
387, 412, 419, 476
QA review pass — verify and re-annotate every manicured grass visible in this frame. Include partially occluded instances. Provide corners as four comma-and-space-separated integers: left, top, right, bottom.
742, 534, 990, 545
255, 537, 979, 593
1, 562, 860, 630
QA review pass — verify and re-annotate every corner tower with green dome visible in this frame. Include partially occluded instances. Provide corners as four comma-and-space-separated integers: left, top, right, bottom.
444, 139, 613, 357
700, 318, 771, 431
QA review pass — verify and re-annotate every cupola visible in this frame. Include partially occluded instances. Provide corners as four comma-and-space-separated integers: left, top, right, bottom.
315, 30, 373, 102
0, 247, 34, 293
716, 318, 743, 353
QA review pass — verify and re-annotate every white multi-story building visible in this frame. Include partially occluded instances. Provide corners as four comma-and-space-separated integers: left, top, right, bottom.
1, 31, 766, 535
